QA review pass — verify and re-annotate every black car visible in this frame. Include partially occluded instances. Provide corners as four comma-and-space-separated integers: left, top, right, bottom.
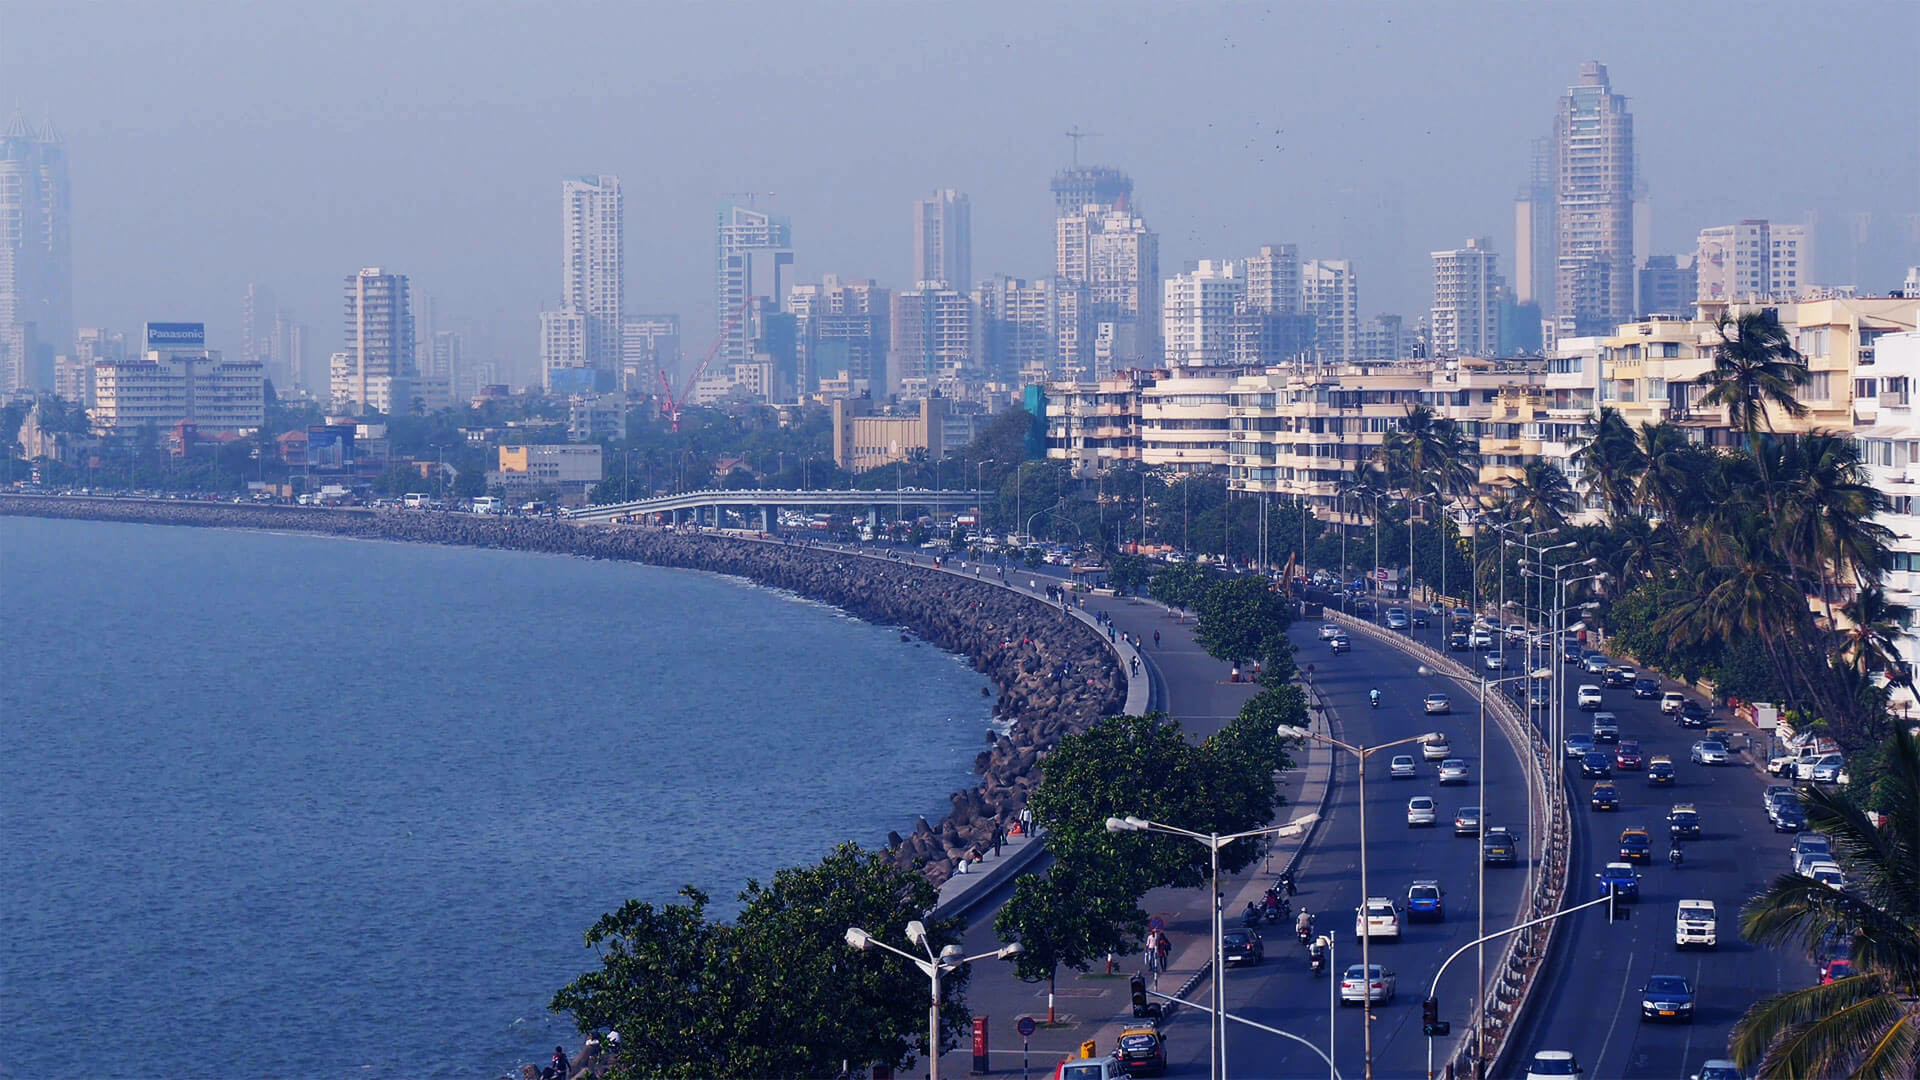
1678, 701, 1712, 728
1773, 801, 1807, 833
1411, 610, 1429, 628
1448, 631, 1469, 651
1222, 927, 1264, 966
1603, 667, 1635, 688
1581, 751, 1613, 778
1482, 827, 1517, 865
1562, 641, 1583, 663
1632, 676, 1662, 699
1667, 806, 1702, 839
1330, 635, 1351, 654
1640, 974, 1695, 1023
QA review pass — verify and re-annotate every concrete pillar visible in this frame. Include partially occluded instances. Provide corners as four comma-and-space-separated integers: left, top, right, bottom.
760, 506, 772, 533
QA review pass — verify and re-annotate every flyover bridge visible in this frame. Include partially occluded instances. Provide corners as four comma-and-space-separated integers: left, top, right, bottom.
566, 487, 989, 530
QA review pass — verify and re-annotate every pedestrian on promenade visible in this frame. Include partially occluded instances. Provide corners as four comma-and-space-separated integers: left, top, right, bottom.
1155, 931, 1170, 972
1020, 806, 1033, 836
993, 825, 1005, 857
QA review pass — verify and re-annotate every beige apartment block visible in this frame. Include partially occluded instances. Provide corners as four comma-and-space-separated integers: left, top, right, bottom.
1140, 367, 1239, 473
1043, 372, 1150, 475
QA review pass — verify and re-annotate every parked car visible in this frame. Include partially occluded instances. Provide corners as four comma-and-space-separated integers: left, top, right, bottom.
1660, 691, 1685, 715
1424, 693, 1452, 715
1800, 753, 1846, 784
1407, 795, 1438, 826
1453, 805, 1482, 836
1806, 861, 1846, 889
1790, 833, 1833, 864
1690, 1061, 1742, 1080
1389, 755, 1418, 779
1340, 962, 1397, 1004
1640, 974, 1696, 1023
1772, 801, 1808, 833
1691, 740, 1728, 766
1422, 734, 1451, 761
1577, 685, 1604, 711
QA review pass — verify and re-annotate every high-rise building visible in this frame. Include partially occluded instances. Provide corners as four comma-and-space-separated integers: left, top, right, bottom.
1695, 221, 1813, 303
1514, 138, 1555, 312
94, 322, 265, 435
538, 175, 624, 390
890, 284, 975, 392
0, 115, 72, 392
789, 278, 888, 395
716, 204, 794, 369
1163, 260, 1244, 366
913, 189, 971, 291
1242, 245, 1301, 315
1356, 314, 1410, 365
1636, 255, 1698, 317
243, 283, 275, 369
1049, 165, 1133, 219
1301, 259, 1360, 365
1056, 201, 1159, 375
973, 276, 1052, 382
1553, 62, 1635, 337
1430, 238, 1503, 358
621, 315, 679, 394
335, 268, 416, 414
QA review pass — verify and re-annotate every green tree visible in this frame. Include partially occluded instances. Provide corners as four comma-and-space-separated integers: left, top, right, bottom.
994, 857, 1144, 1001
1731, 729, 1920, 1078
1571, 405, 1646, 518
1108, 553, 1150, 597
1195, 576, 1293, 671
1698, 309, 1811, 466
1148, 561, 1213, 612
553, 844, 959, 1080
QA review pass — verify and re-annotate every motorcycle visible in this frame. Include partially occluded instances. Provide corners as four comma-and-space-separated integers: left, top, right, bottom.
1308, 942, 1328, 977
1262, 899, 1282, 924
1277, 871, 1298, 897
1669, 846, 1684, 867
1242, 905, 1262, 928
1296, 912, 1313, 945
1369, 689, 1381, 708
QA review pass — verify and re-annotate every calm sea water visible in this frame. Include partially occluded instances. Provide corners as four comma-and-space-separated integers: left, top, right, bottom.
0, 515, 992, 1079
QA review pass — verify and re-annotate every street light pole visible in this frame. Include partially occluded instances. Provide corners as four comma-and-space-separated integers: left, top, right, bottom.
1276, 726, 1440, 1080
1107, 813, 1319, 1080
843, 924, 1022, 1080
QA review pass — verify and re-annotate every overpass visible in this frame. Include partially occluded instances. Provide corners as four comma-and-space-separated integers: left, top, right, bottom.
567, 487, 990, 529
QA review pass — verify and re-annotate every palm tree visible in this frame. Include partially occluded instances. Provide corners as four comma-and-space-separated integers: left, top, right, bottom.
1571, 406, 1646, 518
1635, 420, 1698, 521
1770, 432, 1893, 594
1731, 729, 1920, 1079
1836, 586, 1910, 690
1503, 460, 1575, 532
1697, 309, 1811, 481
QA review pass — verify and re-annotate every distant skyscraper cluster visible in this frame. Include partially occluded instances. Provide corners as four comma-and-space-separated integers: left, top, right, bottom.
1, 115, 72, 393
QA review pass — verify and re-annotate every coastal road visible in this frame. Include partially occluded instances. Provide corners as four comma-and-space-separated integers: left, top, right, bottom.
1148, 616, 1533, 1079
1498, 645, 1807, 1078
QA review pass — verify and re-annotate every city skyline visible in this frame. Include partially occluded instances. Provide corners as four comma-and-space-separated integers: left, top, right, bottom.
1, 1, 1915, 387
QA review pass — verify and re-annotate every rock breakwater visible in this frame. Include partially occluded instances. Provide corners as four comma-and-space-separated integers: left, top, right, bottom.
2, 496, 1124, 884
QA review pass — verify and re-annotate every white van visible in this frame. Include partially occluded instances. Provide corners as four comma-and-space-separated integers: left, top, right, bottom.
402, 493, 430, 509
470, 496, 503, 515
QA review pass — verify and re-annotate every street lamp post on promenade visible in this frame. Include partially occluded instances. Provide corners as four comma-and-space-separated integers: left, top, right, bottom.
1274, 726, 1439, 1080
842, 922, 1022, 1080
1106, 812, 1320, 1080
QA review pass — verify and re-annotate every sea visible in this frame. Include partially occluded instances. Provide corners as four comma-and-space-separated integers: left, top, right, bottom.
0, 514, 993, 1079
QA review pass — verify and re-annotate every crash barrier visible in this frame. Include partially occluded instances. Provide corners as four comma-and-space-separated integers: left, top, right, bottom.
1324, 610, 1570, 1079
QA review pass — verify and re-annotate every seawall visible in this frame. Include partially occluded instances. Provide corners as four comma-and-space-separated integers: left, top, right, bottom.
0, 496, 1125, 885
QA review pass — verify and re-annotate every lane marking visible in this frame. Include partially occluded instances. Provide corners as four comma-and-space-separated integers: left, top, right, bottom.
1592, 947, 1637, 1074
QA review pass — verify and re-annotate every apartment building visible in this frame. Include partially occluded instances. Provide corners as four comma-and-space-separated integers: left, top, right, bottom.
1140, 367, 1239, 473
1301, 259, 1359, 365
1854, 323, 1920, 706
1696, 220, 1811, 304
1042, 371, 1150, 474
92, 322, 266, 435
1430, 238, 1502, 359
891, 284, 975, 388
1163, 260, 1244, 366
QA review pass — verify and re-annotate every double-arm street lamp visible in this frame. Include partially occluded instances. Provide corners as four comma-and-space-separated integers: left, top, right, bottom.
1106, 812, 1320, 1080
843, 921, 1023, 1080
1274, 725, 1440, 1080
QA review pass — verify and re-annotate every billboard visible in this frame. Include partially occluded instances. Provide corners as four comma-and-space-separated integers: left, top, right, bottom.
144, 322, 207, 349
307, 425, 355, 471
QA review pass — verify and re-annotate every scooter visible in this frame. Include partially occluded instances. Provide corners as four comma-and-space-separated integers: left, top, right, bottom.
1296, 912, 1313, 945
1308, 942, 1328, 977
1669, 846, 1684, 867
1369, 689, 1381, 708
1262, 898, 1282, 924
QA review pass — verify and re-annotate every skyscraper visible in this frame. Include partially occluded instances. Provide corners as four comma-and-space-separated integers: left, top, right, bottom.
1049, 165, 1133, 219
716, 204, 794, 369
913, 189, 971, 291
551, 175, 624, 383
973, 276, 1051, 383
789, 278, 888, 395
1163, 260, 1244, 366
890, 284, 975, 392
0, 115, 72, 392
335, 267, 415, 414
1553, 62, 1635, 337
1430, 238, 1502, 358
1056, 200, 1159, 376
1242, 245, 1301, 315
1513, 138, 1555, 311
1301, 259, 1360, 365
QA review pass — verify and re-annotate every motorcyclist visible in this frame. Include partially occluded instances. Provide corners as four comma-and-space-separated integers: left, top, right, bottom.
1278, 870, 1297, 897
1296, 909, 1313, 939
1669, 845, 1684, 866
1369, 688, 1382, 706
1242, 901, 1261, 925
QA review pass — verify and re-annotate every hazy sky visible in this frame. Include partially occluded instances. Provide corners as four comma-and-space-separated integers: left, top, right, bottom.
6, 0, 1917, 383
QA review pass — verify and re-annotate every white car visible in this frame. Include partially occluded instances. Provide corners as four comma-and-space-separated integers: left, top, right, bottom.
1807, 860, 1846, 888
1691, 740, 1729, 765
1485, 652, 1509, 671
1797, 752, 1845, 783
1675, 899, 1718, 949
1354, 897, 1401, 941
1320, 623, 1341, 640
1576, 685, 1603, 710
1468, 628, 1494, 649
1422, 734, 1451, 761
1407, 795, 1438, 826
1423, 693, 1451, 715
1340, 962, 1396, 1004
1660, 691, 1685, 715
1526, 1051, 1583, 1080
1389, 755, 1418, 779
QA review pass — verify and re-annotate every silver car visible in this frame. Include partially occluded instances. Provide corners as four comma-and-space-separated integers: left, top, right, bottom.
1453, 805, 1482, 836
1389, 755, 1418, 779
1437, 758, 1470, 785
1407, 795, 1438, 826
1340, 963, 1397, 1004
1691, 740, 1728, 765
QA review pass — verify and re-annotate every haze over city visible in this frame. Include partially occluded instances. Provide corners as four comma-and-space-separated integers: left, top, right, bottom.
4, 0, 1915, 384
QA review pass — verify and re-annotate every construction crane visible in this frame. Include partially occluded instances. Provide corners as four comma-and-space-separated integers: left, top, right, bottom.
658, 297, 753, 432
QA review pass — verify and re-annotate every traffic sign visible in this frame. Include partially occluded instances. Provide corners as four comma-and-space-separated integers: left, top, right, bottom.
1018, 1016, 1037, 1038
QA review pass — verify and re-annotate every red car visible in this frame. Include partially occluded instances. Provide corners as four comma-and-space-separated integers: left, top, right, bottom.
1821, 958, 1854, 984
1614, 741, 1645, 771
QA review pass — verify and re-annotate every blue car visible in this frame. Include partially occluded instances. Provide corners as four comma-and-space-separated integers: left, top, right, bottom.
1406, 879, 1445, 921
1596, 861, 1641, 901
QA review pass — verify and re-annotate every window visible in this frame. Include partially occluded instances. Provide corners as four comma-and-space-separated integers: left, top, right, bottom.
1854, 378, 1878, 401
1805, 371, 1831, 400
1657, 342, 1681, 358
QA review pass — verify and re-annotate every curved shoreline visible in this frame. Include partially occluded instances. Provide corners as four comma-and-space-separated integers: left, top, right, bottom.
0, 495, 1125, 885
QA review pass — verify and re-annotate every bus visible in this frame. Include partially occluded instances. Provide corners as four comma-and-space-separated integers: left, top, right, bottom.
470, 496, 503, 515
402, 493, 430, 509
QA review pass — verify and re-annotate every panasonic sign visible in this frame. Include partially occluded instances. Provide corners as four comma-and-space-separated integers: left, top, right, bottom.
145, 322, 207, 349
